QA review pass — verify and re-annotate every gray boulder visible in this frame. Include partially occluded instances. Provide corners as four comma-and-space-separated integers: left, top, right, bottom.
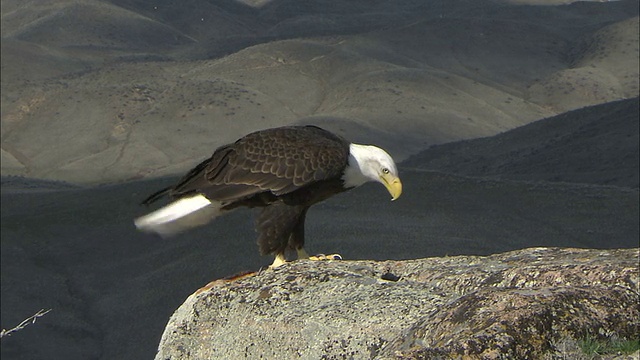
155, 247, 638, 359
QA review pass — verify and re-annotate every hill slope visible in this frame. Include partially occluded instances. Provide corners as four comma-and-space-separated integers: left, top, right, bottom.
1, 0, 637, 184
402, 97, 640, 188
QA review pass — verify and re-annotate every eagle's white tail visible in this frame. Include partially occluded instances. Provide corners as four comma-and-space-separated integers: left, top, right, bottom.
134, 194, 222, 237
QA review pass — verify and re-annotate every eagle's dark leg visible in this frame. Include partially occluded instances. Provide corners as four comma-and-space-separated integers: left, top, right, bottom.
256, 203, 307, 268
288, 208, 342, 262
256, 203, 341, 268
288, 207, 307, 257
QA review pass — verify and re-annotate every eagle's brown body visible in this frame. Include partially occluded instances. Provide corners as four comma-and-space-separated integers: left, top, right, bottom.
142, 126, 351, 255
136, 125, 402, 267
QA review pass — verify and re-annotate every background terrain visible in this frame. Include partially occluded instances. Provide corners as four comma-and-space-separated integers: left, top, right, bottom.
1, 0, 638, 359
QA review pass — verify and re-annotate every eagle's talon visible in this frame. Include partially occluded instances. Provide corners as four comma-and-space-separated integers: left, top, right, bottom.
308, 253, 342, 261
269, 252, 288, 269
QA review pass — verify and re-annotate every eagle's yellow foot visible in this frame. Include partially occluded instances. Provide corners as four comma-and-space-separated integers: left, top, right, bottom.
270, 249, 341, 268
308, 253, 342, 261
269, 252, 288, 269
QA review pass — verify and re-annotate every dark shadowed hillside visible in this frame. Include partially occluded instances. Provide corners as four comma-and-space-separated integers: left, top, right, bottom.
402, 97, 640, 188
1, 166, 638, 360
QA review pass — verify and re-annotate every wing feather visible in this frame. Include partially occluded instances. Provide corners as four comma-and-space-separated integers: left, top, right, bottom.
168, 126, 349, 202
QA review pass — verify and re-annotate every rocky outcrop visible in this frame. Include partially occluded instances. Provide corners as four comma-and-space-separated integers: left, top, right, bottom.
155, 248, 639, 359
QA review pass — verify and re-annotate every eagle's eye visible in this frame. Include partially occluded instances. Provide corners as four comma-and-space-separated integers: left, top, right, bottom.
382, 168, 390, 174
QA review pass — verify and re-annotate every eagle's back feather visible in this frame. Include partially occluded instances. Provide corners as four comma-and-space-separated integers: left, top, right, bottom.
167, 126, 349, 204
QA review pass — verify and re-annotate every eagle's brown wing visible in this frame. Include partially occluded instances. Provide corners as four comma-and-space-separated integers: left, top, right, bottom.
167, 126, 350, 203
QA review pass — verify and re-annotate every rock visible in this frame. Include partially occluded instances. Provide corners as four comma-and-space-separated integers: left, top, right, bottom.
155, 247, 638, 359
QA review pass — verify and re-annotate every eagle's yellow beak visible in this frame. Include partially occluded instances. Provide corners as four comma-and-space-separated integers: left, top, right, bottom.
381, 173, 402, 201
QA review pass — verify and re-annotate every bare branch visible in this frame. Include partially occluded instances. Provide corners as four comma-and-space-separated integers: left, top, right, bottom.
0, 309, 52, 339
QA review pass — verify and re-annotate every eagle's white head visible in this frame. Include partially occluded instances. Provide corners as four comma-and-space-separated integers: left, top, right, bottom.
342, 143, 402, 200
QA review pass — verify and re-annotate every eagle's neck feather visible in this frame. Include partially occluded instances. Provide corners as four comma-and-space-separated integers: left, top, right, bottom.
342, 143, 377, 188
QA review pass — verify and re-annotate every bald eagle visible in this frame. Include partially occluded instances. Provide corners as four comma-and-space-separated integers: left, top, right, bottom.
134, 125, 402, 268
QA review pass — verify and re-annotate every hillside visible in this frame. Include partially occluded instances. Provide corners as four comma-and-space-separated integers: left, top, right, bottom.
1, 0, 637, 184
402, 97, 640, 188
